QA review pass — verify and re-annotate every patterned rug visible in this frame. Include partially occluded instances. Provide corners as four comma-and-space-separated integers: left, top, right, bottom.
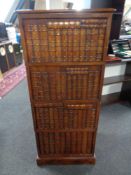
0, 64, 26, 99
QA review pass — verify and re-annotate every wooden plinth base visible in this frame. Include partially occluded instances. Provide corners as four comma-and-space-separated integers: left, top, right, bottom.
36, 155, 96, 166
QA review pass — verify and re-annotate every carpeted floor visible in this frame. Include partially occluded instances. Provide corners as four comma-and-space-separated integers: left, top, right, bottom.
0, 64, 26, 98
0, 79, 131, 175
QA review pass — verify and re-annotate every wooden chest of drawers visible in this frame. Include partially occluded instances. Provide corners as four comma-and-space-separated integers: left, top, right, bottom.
18, 9, 114, 165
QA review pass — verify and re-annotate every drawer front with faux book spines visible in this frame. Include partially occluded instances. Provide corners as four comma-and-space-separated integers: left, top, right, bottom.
37, 130, 94, 156
23, 18, 107, 63
30, 65, 102, 102
34, 102, 97, 130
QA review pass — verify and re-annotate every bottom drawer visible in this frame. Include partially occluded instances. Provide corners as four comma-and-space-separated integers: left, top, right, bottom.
37, 130, 95, 156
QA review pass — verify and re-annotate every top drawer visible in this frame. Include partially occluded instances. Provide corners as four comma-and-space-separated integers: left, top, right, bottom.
23, 18, 107, 63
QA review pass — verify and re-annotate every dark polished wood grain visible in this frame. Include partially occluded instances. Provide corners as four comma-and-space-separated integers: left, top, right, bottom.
17, 9, 114, 165
102, 92, 120, 105
120, 62, 131, 103
104, 75, 131, 85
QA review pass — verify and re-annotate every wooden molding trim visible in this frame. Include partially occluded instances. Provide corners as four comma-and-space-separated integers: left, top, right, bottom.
36, 155, 96, 165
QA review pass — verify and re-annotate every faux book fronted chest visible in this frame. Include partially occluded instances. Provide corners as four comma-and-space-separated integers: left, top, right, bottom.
18, 9, 114, 165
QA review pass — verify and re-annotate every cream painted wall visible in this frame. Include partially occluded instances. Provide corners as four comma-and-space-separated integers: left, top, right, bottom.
35, 0, 91, 10
35, 0, 46, 9
50, 0, 64, 9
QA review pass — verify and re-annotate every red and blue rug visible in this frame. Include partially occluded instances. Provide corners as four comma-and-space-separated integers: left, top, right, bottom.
0, 64, 26, 99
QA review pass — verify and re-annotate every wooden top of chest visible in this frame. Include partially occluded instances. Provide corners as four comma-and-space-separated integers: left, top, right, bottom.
17, 8, 115, 15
